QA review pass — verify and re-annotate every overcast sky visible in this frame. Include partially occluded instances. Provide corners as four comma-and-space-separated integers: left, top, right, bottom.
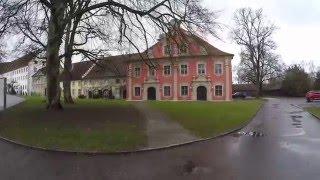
4, 0, 320, 69
202, 0, 320, 67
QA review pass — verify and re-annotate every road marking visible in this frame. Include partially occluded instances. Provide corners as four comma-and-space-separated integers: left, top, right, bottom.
282, 129, 306, 137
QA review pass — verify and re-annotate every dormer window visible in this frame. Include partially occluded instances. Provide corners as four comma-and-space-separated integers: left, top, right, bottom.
164, 45, 172, 55
179, 43, 188, 54
134, 67, 141, 77
200, 46, 207, 55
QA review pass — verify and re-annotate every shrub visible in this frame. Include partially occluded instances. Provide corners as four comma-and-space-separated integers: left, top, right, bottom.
78, 94, 86, 99
281, 64, 311, 96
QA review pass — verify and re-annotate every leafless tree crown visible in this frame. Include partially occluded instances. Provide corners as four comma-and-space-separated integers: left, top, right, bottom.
1, 0, 220, 109
231, 8, 282, 96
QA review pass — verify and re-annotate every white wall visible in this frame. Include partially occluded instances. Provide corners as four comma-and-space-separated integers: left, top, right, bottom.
4, 66, 29, 95
1, 58, 44, 95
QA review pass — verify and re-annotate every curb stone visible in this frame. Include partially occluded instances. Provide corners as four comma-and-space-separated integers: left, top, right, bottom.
0, 100, 266, 155
306, 110, 320, 120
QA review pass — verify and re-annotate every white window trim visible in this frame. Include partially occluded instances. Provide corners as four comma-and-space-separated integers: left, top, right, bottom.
134, 66, 141, 77
163, 44, 169, 56
179, 63, 189, 76
178, 43, 189, 55
163, 43, 174, 56
149, 67, 156, 77
214, 84, 224, 97
134, 85, 142, 97
163, 64, 172, 76
163, 85, 172, 97
214, 62, 223, 76
197, 62, 207, 76
180, 84, 189, 97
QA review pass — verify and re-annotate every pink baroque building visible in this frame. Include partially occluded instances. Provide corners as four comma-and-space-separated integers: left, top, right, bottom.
126, 29, 234, 101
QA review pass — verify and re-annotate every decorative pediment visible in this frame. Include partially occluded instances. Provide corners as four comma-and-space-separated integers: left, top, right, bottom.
144, 77, 160, 84
192, 75, 211, 83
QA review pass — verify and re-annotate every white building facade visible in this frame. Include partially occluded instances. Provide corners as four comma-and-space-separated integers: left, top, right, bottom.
0, 53, 44, 95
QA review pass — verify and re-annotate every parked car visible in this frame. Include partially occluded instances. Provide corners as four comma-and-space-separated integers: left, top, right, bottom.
306, 91, 320, 102
232, 92, 246, 99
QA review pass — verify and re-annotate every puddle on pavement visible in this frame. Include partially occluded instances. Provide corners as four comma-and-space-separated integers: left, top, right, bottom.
182, 161, 211, 175
183, 161, 195, 174
233, 131, 265, 137
289, 111, 304, 114
292, 119, 301, 123
291, 115, 303, 118
292, 123, 301, 126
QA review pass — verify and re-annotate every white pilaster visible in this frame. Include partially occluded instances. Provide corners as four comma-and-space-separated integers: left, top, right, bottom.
225, 58, 232, 101
127, 63, 132, 100
173, 64, 178, 101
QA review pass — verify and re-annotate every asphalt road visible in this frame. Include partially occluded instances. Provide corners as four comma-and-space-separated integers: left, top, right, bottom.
1, 98, 320, 180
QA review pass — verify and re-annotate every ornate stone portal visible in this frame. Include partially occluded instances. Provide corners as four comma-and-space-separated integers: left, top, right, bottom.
191, 75, 212, 101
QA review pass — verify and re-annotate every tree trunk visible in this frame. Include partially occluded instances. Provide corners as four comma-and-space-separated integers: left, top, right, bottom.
62, 19, 74, 104
256, 64, 262, 98
63, 54, 74, 104
257, 82, 263, 98
46, 1, 67, 110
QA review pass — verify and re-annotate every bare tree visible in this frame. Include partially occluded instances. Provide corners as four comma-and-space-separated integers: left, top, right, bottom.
2, 0, 107, 104
1, 0, 220, 110
231, 8, 282, 96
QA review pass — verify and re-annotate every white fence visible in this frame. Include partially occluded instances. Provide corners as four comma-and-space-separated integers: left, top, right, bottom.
0, 78, 6, 110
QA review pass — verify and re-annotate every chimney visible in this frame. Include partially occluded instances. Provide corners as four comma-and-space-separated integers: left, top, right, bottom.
169, 19, 181, 29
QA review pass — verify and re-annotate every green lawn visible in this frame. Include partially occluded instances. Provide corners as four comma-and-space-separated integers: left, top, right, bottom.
0, 97, 147, 152
306, 107, 320, 119
149, 100, 264, 138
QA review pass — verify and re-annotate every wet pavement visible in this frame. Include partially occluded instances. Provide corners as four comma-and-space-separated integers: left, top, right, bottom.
133, 102, 198, 148
1, 98, 320, 179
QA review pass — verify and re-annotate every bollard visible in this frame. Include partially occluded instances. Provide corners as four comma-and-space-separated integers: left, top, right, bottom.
0, 78, 6, 110
3, 78, 6, 110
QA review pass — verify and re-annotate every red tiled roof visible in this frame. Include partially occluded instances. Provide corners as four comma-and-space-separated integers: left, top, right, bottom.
84, 55, 130, 79
190, 33, 234, 57
150, 28, 234, 57
33, 61, 94, 81
60, 61, 94, 81
232, 84, 258, 92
